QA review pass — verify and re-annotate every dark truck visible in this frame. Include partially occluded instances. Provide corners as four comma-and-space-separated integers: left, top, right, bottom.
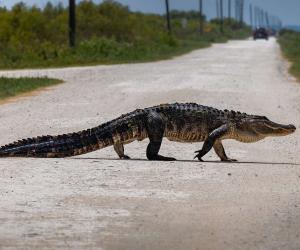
253, 27, 269, 40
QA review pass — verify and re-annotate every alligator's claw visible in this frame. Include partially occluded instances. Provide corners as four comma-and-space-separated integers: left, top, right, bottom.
221, 158, 237, 162
121, 155, 131, 160
194, 150, 204, 161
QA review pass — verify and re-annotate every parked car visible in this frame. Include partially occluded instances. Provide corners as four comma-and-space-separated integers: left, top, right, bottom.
253, 27, 269, 40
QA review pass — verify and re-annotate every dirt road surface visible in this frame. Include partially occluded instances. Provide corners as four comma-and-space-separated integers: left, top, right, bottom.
0, 38, 299, 250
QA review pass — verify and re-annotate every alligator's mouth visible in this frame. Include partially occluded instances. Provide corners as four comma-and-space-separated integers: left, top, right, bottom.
268, 122, 296, 135
254, 121, 296, 136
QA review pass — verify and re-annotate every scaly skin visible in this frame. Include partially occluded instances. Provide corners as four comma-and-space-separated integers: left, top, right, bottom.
0, 103, 296, 161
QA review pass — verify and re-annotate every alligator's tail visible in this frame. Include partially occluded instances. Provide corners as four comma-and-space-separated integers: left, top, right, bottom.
0, 127, 113, 158
0, 109, 147, 158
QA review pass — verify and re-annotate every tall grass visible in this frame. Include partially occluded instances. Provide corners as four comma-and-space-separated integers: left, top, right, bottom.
278, 29, 300, 81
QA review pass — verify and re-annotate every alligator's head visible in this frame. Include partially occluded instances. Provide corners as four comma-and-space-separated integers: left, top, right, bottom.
234, 115, 296, 143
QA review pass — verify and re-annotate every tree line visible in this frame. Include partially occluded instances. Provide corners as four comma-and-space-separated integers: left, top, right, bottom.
0, 0, 250, 68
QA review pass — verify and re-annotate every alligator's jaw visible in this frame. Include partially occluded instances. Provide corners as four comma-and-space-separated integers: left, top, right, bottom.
256, 121, 296, 137
274, 123, 296, 136
234, 117, 296, 143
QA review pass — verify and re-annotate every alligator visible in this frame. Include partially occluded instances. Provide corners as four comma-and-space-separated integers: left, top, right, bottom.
0, 103, 296, 161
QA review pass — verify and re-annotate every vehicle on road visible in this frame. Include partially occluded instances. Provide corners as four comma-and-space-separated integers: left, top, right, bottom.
253, 27, 269, 40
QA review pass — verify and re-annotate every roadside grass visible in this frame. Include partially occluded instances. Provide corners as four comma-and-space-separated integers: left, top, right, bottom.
278, 29, 300, 81
0, 77, 63, 100
0, 32, 249, 69
0, 38, 211, 69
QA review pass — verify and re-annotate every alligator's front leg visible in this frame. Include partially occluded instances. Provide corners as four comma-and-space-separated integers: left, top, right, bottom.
213, 140, 237, 162
146, 111, 176, 161
194, 125, 228, 161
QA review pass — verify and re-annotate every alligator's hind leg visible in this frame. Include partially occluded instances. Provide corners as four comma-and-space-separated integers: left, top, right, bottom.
146, 111, 176, 161
213, 140, 237, 162
113, 142, 130, 159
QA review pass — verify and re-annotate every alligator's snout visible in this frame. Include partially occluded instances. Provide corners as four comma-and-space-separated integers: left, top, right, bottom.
288, 124, 296, 132
250, 119, 296, 138
280, 124, 296, 133
269, 122, 296, 136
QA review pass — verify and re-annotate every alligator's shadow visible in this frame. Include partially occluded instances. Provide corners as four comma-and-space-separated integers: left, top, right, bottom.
71, 157, 300, 166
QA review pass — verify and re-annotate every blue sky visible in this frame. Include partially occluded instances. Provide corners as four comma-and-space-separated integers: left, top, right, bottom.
1, 0, 299, 26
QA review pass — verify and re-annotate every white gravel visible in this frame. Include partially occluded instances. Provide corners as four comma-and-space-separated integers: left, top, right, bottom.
0, 38, 299, 250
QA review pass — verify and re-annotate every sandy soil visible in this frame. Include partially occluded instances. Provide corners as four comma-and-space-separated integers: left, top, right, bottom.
0, 38, 299, 250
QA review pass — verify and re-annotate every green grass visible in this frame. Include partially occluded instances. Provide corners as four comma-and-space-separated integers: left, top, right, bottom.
278, 29, 300, 81
0, 38, 212, 69
0, 77, 63, 100
0, 33, 249, 69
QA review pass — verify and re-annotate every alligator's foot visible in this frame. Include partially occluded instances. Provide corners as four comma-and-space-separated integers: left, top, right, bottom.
221, 158, 237, 162
194, 150, 204, 161
120, 155, 131, 160
148, 155, 176, 161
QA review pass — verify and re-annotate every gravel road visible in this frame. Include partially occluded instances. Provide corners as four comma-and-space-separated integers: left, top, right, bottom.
0, 38, 299, 250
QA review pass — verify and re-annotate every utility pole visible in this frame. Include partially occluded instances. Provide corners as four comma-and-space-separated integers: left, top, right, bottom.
257, 7, 261, 27
253, 6, 256, 27
265, 11, 269, 28
254, 6, 258, 27
235, 0, 240, 21
269, 15, 274, 29
228, 0, 231, 21
165, 0, 171, 34
279, 20, 283, 30
220, 0, 224, 33
239, 0, 244, 26
69, 0, 76, 47
235, 0, 238, 20
261, 9, 265, 27
199, 0, 204, 35
249, 4, 253, 29
216, 0, 220, 19
271, 16, 276, 29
